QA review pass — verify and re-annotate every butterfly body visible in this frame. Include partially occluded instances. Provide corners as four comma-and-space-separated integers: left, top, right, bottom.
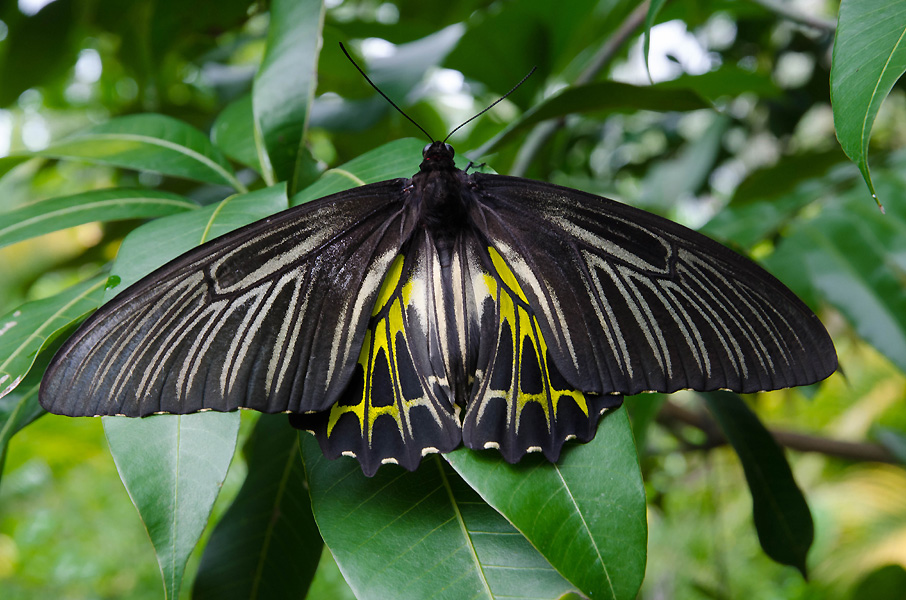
40, 141, 837, 476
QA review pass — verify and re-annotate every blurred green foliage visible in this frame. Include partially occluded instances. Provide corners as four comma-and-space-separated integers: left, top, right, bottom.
0, 0, 905, 598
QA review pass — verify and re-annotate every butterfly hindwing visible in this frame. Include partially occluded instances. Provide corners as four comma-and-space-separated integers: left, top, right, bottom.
469, 173, 837, 397
463, 242, 623, 463
292, 248, 462, 476
40, 180, 415, 418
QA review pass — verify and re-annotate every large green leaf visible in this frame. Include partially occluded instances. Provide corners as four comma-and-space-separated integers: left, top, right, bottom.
104, 412, 240, 599
0, 324, 78, 480
0, 276, 107, 400
831, 0, 906, 203
37, 114, 245, 191
446, 408, 647, 600
0, 188, 197, 249
703, 392, 813, 578
107, 184, 288, 292
301, 435, 580, 600
253, 0, 325, 189
211, 94, 262, 174
194, 415, 321, 600
765, 181, 906, 372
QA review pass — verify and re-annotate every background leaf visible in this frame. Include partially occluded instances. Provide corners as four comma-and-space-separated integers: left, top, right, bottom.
253, 0, 325, 189
211, 95, 262, 174
831, 0, 906, 202
0, 276, 106, 399
0, 189, 197, 249
193, 415, 321, 600
37, 114, 244, 191
765, 181, 906, 373
104, 412, 240, 599
703, 391, 814, 577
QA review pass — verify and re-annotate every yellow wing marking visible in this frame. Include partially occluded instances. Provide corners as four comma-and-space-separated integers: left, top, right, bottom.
326, 254, 426, 445
483, 247, 589, 433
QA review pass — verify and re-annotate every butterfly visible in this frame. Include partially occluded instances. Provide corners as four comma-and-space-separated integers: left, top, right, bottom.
38, 136, 838, 476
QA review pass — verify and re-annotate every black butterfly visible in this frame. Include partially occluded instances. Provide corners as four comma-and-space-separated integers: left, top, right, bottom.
38, 138, 837, 476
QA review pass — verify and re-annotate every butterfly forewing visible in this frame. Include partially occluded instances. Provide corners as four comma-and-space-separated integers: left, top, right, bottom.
469, 174, 837, 397
41, 180, 414, 418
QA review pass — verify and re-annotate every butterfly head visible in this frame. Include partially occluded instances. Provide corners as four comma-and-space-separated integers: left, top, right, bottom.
420, 141, 456, 172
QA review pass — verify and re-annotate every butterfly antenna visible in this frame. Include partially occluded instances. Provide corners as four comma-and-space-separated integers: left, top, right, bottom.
443, 66, 536, 143
340, 42, 434, 142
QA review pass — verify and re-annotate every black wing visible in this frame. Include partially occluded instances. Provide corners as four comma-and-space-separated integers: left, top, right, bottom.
40, 180, 415, 417
469, 174, 837, 396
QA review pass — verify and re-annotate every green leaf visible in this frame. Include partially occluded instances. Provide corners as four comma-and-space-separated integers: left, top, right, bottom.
108, 184, 288, 292
476, 81, 709, 156
765, 187, 906, 372
446, 408, 647, 600
194, 415, 321, 599
212, 94, 262, 174
703, 391, 813, 578
0, 325, 77, 479
104, 412, 240, 600
253, 0, 325, 189
728, 149, 850, 206
831, 0, 906, 204
37, 114, 244, 191
301, 436, 579, 600
625, 393, 666, 454
851, 564, 906, 599
0, 188, 197, 249
0, 276, 107, 400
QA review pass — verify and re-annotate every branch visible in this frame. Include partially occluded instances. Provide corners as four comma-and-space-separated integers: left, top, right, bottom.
509, 0, 651, 176
656, 399, 898, 464
750, 0, 837, 32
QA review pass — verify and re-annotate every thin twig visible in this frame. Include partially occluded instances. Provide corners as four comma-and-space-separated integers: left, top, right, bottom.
510, 0, 651, 176
750, 0, 837, 32
656, 399, 898, 464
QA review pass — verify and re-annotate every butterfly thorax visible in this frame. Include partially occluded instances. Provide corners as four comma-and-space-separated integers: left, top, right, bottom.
409, 142, 472, 238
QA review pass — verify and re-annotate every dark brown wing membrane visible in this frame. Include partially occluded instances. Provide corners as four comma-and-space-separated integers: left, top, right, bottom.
469, 173, 837, 397
40, 180, 415, 417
